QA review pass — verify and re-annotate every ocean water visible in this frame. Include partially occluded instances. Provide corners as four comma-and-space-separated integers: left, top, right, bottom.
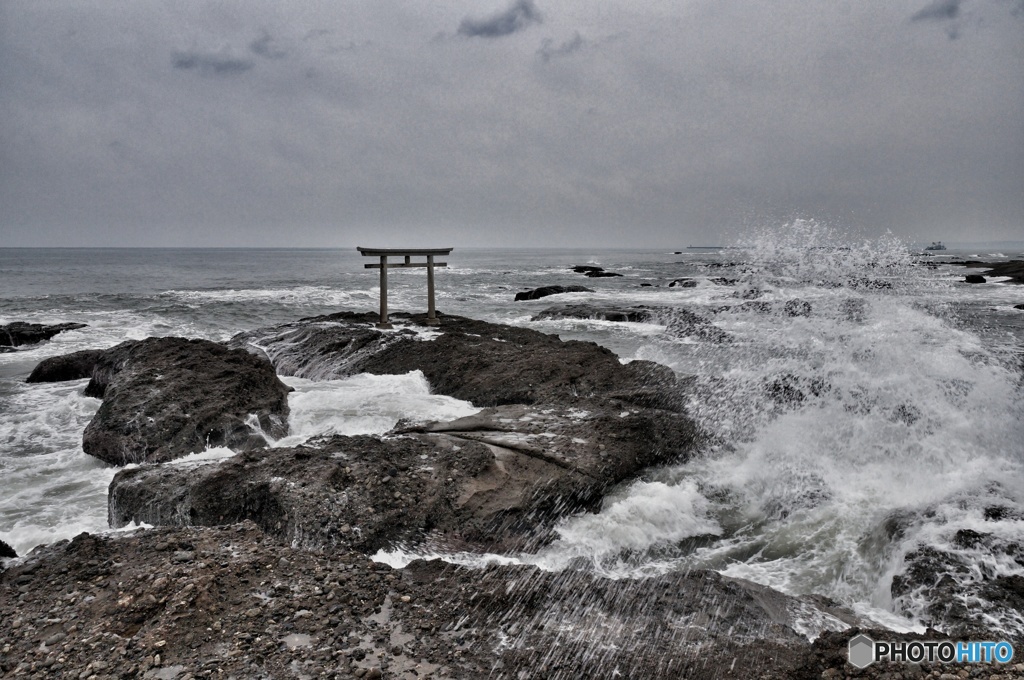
2, 222, 1023, 635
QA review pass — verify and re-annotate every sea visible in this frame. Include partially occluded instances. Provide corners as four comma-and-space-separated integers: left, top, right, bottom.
2, 221, 1023, 636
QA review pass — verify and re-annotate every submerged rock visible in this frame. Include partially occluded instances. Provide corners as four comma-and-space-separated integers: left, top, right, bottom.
0, 322, 87, 348
583, 270, 623, 278
30, 337, 291, 465
514, 285, 594, 301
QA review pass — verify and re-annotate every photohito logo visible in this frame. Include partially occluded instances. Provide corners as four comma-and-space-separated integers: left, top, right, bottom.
848, 634, 1015, 669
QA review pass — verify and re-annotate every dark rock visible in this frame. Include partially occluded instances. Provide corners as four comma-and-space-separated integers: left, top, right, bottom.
782, 299, 812, 317
26, 349, 106, 384
965, 274, 987, 284
0, 322, 87, 348
764, 374, 828, 406
583, 271, 623, 278
668, 278, 697, 288
514, 285, 594, 301
708, 277, 737, 285
0, 522, 881, 680
639, 283, 653, 287
571, 265, 604, 274
79, 337, 290, 465
891, 535, 1024, 640
114, 312, 701, 552
0, 538, 16, 559
532, 304, 663, 324
663, 309, 731, 343
111, 393, 698, 554
738, 287, 766, 299
233, 312, 683, 410
1014, 304, 1024, 310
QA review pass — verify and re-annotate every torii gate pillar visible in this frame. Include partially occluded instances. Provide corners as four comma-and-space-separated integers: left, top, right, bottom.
356, 247, 453, 329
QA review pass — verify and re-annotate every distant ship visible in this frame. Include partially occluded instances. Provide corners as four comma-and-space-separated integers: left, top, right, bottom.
924, 241, 947, 251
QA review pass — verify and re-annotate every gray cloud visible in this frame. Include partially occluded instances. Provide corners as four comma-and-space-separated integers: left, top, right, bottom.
172, 50, 254, 75
458, 0, 542, 38
910, 0, 963, 22
538, 32, 584, 62
250, 32, 287, 59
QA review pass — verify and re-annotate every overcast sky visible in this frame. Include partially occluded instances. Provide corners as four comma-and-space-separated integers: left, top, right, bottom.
1, 0, 1022, 248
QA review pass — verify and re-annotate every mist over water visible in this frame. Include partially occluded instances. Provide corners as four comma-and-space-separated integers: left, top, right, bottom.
2, 226, 1023, 634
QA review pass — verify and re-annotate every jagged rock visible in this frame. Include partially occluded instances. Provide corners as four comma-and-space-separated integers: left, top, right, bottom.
572, 265, 604, 274
532, 304, 663, 324
1014, 304, 1024, 311
44, 337, 293, 465
669, 278, 697, 288
26, 348, 106, 383
116, 312, 699, 552
663, 309, 731, 343
0, 539, 16, 559
232, 312, 683, 410
965, 274, 987, 284
0, 322, 87, 348
110, 396, 697, 554
0, 523, 888, 680
514, 285, 594, 301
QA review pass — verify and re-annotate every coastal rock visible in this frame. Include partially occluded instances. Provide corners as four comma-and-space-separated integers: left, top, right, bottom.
25, 348, 106, 383
890, 523, 1024, 641
0, 523, 881, 680
960, 259, 1024, 284
572, 265, 604, 274
669, 278, 697, 288
232, 312, 684, 410
783, 299, 813, 317
664, 308, 731, 343
532, 303, 663, 324
514, 285, 594, 301
117, 312, 699, 552
0, 321, 87, 348
74, 337, 290, 465
584, 270, 623, 278
110, 395, 696, 553
0, 538, 15, 559
1015, 304, 1024, 310
965, 274, 987, 284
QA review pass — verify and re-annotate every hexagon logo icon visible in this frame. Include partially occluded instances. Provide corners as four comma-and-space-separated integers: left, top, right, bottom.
848, 633, 875, 669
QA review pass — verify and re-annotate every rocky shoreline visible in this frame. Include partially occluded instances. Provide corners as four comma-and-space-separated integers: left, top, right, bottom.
3, 311, 1024, 679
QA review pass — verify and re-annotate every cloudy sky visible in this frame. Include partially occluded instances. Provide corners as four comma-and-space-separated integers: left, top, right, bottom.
1, 0, 1021, 248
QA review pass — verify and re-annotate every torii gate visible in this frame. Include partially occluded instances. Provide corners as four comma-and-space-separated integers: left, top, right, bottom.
357, 247, 452, 329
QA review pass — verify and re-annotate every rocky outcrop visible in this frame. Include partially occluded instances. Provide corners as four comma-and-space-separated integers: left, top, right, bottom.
0, 539, 15, 559
571, 265, 604, 274
965, 274, 987, 284
0, 523, 864, 680
0, 322, 87, 348
514, 285, 594, 301
114, 313, 698, 552
29, 337, 291, 465
26, 349, 106, 383
664, 308, 732, 343
532, 303, 662, 323
584, 271, 622, 278
669, 278, 697, 288
232, 312, 683, 409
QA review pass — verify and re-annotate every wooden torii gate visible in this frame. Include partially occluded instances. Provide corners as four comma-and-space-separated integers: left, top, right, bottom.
357, 247, 452, 329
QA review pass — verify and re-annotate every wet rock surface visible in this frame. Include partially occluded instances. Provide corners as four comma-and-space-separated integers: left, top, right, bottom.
513, 285, 594, 301
0, 538, 16, 559
4, 525, 1019, 680
32, 337, 291, 465
116, 313, 699, 553
0, 322, 87, 348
